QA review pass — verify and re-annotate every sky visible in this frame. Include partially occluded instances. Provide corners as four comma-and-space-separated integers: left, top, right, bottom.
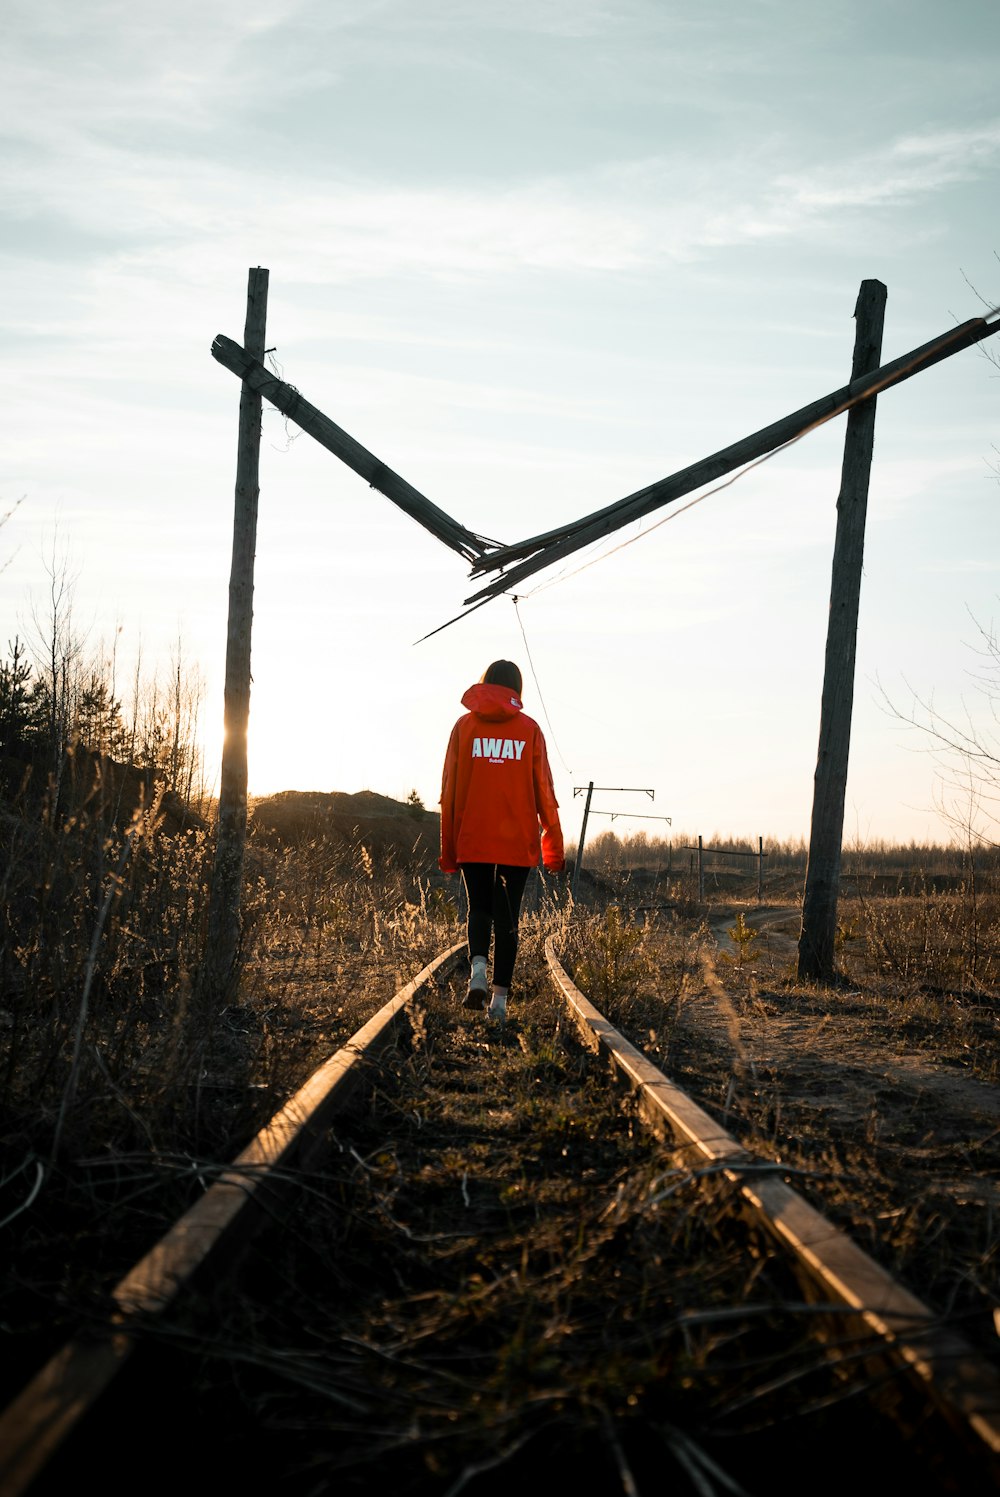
3, 0, 1000, 850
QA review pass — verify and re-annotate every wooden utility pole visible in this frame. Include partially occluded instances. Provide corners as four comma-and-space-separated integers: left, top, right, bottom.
798, 280, 886, 983
202, 267, 269, 1001
570, 784, 657, 903
570, 782, 595, 903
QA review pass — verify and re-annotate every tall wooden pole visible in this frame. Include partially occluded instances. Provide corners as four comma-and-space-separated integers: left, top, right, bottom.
202, 267, 269, 1000
798, 280, 886, 983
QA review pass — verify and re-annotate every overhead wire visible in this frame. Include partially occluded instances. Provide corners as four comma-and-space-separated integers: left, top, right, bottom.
416, 301, 1000, 630
414, 367, 835, 634
462, 302, 1000, 607
520, 431, 798, 600
410, 406, 794, 639
512, 595, 573, 775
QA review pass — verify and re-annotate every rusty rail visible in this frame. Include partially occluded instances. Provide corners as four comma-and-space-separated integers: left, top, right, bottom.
544, 935, 1000, 1477
0, 941, 464, 1496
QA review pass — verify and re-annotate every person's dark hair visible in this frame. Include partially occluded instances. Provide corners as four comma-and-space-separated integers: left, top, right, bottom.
481, 659, 522, 695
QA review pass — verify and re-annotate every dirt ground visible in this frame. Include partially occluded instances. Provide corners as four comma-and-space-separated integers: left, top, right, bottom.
702, 903, 999, 1153
651, 899, 1000, 1353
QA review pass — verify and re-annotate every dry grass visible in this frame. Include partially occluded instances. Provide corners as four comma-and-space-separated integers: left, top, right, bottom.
561, 880, 1000, 1372
2, 810, 999, 1490
90, 974, 961, 1495
0, 802, 455, 1405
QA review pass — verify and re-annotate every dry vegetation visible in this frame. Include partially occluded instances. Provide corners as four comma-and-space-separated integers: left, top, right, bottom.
0, 760, 457, 1407
1, 661, 998, 1490
559, 850, 1000, 1376
88, 960, 961, 1497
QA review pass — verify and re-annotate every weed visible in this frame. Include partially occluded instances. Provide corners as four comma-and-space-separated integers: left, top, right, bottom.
726, 912, 761, 968
570, 905, 650, 1007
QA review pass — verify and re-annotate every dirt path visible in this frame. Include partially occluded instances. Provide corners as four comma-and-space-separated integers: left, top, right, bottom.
708, 904, 801, 959
698, 903, 998, 1142
655, 902, 1000, 1352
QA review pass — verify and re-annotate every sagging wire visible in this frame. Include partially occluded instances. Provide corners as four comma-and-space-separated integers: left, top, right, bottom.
518, 475, 735, 601
418, 299, 1000, 632
480, 301, 1000, 606
415, 378, 839, 633
515, 366, 885, 602
413, 425, 816, 639
512, 595, 573, 776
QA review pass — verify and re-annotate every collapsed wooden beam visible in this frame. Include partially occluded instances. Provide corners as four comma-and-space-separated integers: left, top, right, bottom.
464, 309, 1000, 604
210, 334, 492, 564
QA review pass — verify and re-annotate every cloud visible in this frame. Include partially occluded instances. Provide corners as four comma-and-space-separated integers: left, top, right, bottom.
368, 0, 626, 39
2, 0, 306, 143
6, 0, 1000, 288
7, 116, 1000, 307
780, 122, 1000, 212
698, 121, 1000, 248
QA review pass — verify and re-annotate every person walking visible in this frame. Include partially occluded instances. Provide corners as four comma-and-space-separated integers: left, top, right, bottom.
439, 660, 565, 1023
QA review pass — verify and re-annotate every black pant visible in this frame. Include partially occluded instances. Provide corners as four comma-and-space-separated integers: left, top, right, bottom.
460, 863, 530, 988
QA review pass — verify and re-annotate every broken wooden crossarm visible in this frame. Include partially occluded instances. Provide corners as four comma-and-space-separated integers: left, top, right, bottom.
464, 309, 1000, 604
211, 334, 494, 564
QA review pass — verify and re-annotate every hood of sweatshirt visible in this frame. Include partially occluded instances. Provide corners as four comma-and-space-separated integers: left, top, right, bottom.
461, 682, 524, 722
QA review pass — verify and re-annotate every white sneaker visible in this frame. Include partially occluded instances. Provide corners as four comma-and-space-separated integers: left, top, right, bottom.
463, 971, 489, 1010
487, 993, 507, 1022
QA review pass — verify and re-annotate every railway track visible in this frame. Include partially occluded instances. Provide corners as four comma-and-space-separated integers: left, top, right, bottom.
2, 933, 998, 1494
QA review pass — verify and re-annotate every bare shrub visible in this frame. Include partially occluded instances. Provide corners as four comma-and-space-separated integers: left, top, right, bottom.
853, 883, 1000, 996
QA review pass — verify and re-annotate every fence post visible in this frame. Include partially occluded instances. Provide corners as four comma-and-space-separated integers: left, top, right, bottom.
698, 835, 704, 903
758, 836, 763, 904
798, 279, 886, 983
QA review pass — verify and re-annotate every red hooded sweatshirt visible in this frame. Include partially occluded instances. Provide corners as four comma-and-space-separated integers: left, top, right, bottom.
439, 683, 565, 873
